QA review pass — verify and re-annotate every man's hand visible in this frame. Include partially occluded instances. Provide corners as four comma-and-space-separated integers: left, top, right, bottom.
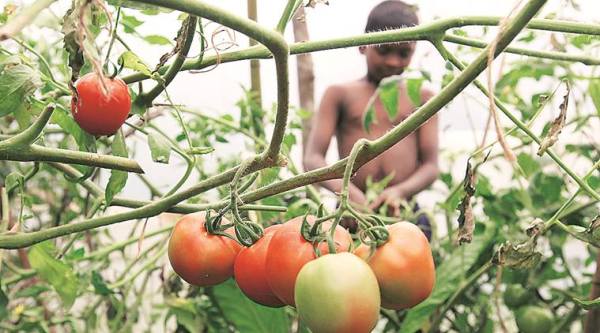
369, 185, 406, 217
348, 186, 368, 208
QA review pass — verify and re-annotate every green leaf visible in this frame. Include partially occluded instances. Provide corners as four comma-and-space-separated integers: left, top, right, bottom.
119, 51, 154, 79
120, 12, 143, 33
143, 35, 171, 45
407, 78, 424, 107
14, 285, 51, 298
517, 153, 540, 179
28, 241, 78, 309
589, 79, 600, 118
362, 105, 376, 133
14, 103, 32, 129
105, 131, 128, 205
213, 279, 290, 333
147, 132, 172, 164
0, 287, 7, 320
0, 61, 41, 116
399, 223, 497, 333
63, 247, 85, 260
5, 171, 24, 191
91, 271, 113, 296
379, 79, 399, 119
165, 297, 203, 333
50, 106, 97, 153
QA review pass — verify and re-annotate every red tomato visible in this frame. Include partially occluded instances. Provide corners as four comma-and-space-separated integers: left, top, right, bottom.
265, 216, 352, 306
355, 222, 435, 310
168, 212, 241, 286
295, 252, 380, 333
71, 72, 131, 136
234, 225, 285, 307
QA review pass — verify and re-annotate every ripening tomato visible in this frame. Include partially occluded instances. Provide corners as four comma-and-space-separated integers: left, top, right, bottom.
234, 225, 285, 307
265, 216, 352, 306
295, 252, 380, 333
168, 212, 241, 286
71, 72, 131, 136
355, 222, 435, 310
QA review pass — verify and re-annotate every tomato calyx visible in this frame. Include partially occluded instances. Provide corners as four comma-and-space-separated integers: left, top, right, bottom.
204, 210, 263, 247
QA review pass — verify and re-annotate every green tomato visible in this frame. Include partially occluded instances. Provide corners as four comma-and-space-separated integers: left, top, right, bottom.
295, 252, 380, 333
503, 284, 531, 309
515, 305, 554, 333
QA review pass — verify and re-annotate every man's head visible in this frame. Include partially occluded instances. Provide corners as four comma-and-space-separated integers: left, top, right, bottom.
359, 1, 419, 84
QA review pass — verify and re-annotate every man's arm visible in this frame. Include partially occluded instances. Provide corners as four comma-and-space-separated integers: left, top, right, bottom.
303, 85, 367, 205
370, 89, 439, 212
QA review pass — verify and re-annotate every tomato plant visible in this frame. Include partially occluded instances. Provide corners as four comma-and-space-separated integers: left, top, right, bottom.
233, 225, 285, 307
168, 212, 241, 286
265, 215, 352, 306
295, 252, 381, 333
71, 72, 131, 136
355, 222, 435, 310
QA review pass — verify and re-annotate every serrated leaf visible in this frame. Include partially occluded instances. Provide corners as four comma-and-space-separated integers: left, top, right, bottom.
407, 78, 424, 107
119, 51, 153, 78
91, 271, 113, 295
589, 79, 600, 118
147, 132, 171, 163
400, 223, 497, 333
213, 279, 290, 333
379, 79, 399, 119
0, 62, 41, 116
28, 241, 78, 309
362, 105, 376, 133
105, 131, 128, 205
143, 35, 171, 45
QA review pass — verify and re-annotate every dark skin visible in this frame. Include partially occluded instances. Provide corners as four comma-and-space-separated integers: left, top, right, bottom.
303, 42, 439, 215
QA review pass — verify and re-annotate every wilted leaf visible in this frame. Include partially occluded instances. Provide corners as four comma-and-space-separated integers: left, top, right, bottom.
493, 237, 542, 270
147, 132, 172, 164
105, 131, 128, 205
457, 160, 476, 245
538, 82, 569, 156
306, 0, 329, 8
28, 241, 78, 308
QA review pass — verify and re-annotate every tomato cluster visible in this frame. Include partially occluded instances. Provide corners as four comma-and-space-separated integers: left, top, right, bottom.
71, 72, 131, 136
167, 213, 436, 333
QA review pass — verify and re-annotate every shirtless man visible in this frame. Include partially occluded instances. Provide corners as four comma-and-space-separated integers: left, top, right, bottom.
303, 0, 438, 239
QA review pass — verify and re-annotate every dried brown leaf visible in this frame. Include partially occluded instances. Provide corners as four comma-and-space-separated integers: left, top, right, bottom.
537, 81, 570, 156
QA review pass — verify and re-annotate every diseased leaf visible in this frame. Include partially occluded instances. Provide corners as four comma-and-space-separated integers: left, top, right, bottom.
28, 241, 78, 309
213, 279, 290, 333
457, 158, 481, 245
400, 223, 497, 333
493, 237, 542, 270
148, 132, 172, 164
105, 131, 128, 205
538, 82, 569, 156
407, 78, 424, 107
379, 78, 399, 120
